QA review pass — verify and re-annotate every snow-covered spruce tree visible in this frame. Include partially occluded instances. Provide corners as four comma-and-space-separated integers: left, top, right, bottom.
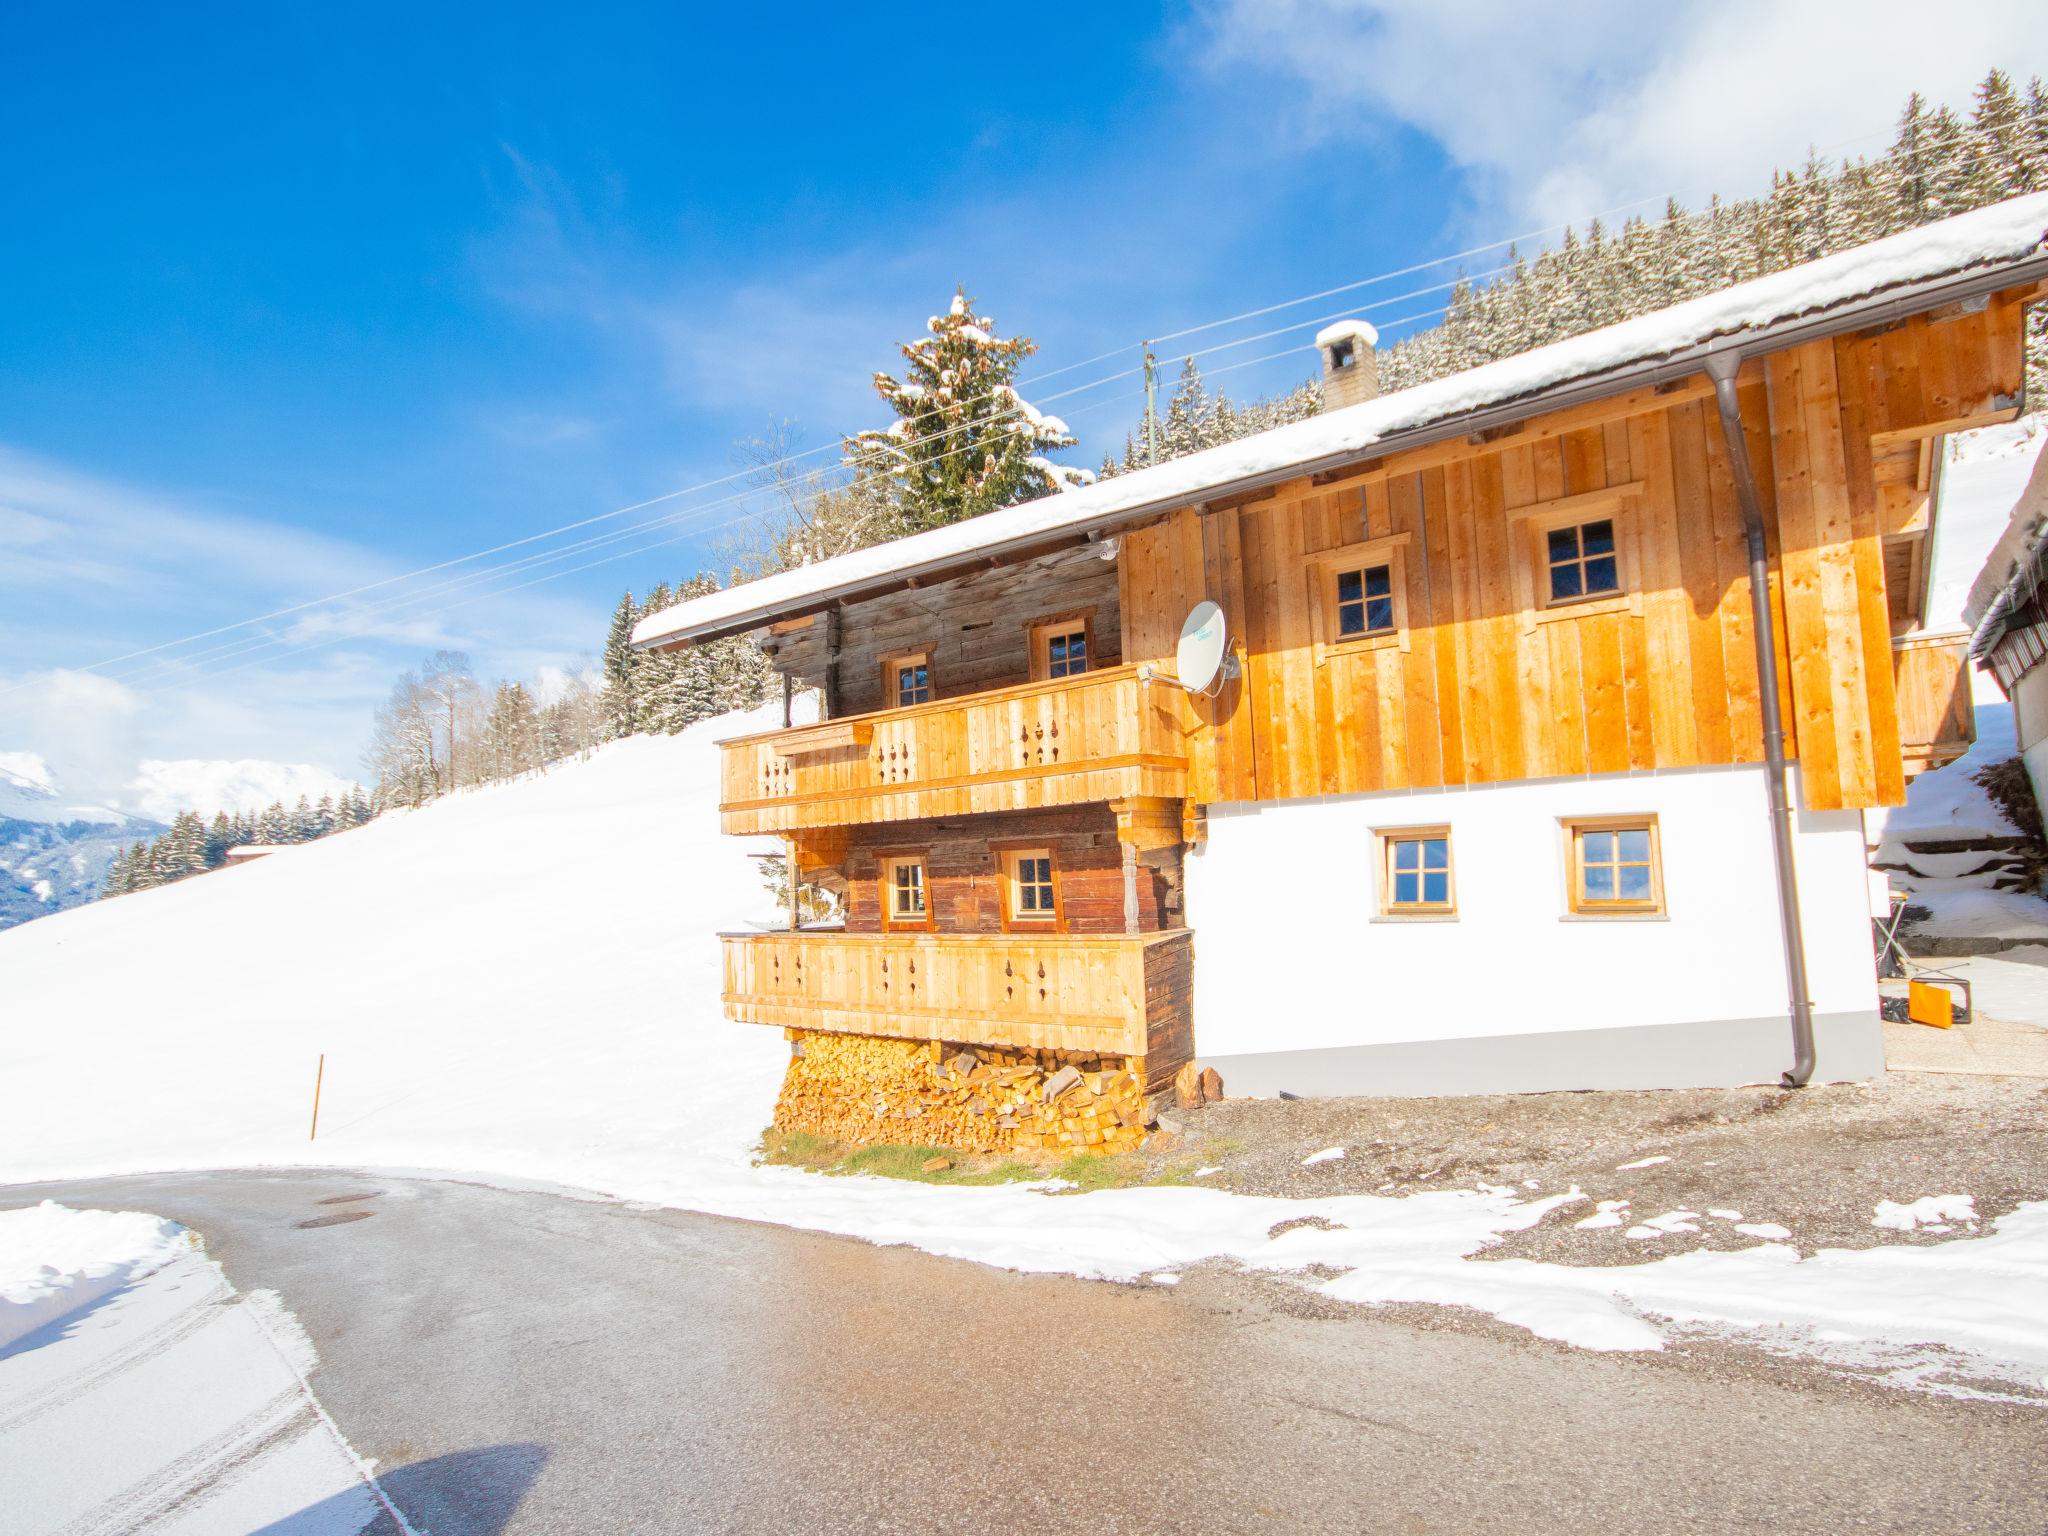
598, 592, 640, 742
846, 289, 1090, 533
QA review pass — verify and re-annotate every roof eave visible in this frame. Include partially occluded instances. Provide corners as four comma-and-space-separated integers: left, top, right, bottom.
640, 250, 2048, 652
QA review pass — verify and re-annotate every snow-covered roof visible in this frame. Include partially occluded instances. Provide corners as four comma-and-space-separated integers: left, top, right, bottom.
636, 193, 2048, 650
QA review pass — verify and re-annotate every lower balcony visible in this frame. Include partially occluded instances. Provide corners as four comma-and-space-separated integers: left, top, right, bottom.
720, 928, 1193, 1063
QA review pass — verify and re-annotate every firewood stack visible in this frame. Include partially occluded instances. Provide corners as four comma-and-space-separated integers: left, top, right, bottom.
774, 1029, 1153, 1155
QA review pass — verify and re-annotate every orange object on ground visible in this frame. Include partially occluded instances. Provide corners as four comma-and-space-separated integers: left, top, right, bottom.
1908, 979, 1955, 1029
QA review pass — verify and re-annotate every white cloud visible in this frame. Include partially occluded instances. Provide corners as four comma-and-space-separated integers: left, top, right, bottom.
1199, 0, 2048, 228
124, 759, 359, 822
0, 445, 388, 599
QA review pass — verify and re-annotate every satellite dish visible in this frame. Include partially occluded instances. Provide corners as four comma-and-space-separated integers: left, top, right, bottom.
1175, 601, 1230, 696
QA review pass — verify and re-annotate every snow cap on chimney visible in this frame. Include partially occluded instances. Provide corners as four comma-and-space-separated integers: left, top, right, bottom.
1316, 318, 1380, 411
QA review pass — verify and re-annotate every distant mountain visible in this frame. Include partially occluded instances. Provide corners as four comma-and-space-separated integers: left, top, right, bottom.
0, 756, 161, 932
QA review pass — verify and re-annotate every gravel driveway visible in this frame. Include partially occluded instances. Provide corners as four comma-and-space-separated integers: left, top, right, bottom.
1147, 1071, 2048, 1263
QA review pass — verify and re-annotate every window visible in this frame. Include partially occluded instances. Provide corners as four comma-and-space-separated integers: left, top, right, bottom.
1381, 829, 1453, 914
1029, 616, 1092, 681
1508, 484, 1642, 630
1309, 532, 1412, 661
880, 649, 933, 708
999, 846, 1058, 928
1335, 564, 1396, 638
1565, 817, 1663, 915
880, 854, 930, 929
1545, 519, 1620, 604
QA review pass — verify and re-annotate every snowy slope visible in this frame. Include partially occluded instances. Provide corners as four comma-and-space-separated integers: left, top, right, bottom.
5, 704, 2048, 1389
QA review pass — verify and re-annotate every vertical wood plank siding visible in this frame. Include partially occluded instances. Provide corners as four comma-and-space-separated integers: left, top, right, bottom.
1114, 298, 2026, 813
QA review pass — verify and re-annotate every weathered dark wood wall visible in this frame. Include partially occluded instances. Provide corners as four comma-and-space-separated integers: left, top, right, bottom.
762, 545, 1120, 718
836, 807, 1183, 935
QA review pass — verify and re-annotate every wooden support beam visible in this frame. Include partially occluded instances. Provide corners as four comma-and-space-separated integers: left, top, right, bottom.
1110, 795, 1185, 851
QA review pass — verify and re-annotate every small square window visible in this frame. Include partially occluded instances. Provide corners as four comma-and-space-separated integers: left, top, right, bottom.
1546, 519, 1621, 604
1566, 819, 1661, 915
1381, 829, 1453, 914
1047, 630, 1086, 677
1335, 565, 1396, 638
882, 650, 933, 708
1001, 847, 1057, 927
1031, 618, 1092, 681
895, 661, 931, 706
881, 855, 930, 928
1311, 535, 1411, 660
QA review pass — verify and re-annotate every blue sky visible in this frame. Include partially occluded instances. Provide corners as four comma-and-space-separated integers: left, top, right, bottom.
3, 2, 2042, 811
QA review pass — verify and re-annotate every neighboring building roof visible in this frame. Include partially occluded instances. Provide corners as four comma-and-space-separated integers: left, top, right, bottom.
222, 845, 281, 861
637, 193, 2048, 651
1964, 430, 2048, 654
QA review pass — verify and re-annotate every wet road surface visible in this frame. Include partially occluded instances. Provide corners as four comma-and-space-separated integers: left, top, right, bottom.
6, 1170, 2043, 1534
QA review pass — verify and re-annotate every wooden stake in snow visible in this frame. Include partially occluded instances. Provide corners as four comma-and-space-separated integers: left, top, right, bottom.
309, 1053, 325, 1141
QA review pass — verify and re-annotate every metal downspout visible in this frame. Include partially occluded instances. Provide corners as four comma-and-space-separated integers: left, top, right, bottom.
1705, 351, 1817, 1088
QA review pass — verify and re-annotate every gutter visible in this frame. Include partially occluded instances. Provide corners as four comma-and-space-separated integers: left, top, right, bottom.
639, 249, 2048, 650
1704, 349, 1817, 1089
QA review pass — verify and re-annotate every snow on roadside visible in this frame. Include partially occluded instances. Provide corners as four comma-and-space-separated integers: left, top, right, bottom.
0, 1206, 390, 1535
3, 704, 2045, 1396
0, 1201, 191, 1351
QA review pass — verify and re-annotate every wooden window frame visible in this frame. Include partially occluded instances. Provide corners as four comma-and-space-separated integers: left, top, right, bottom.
1028, 613, 1094, 682
1374, 824, 1455, 918
877, 850, 934, 931
1507, 483, 1645, 631
991, 841, 1063, 931
878, 647, 935, 710
1308, 532, 1413, 664
1560, 815, 1664, 917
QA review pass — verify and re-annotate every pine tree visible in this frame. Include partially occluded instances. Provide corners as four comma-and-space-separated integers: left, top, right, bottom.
599, 592, 640, 742
846, 289, 1089, 532
204, 812, 234, 868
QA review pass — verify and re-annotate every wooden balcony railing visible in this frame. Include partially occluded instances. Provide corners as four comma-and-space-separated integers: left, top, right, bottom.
1892, 631, 1975, 777
720, 928, 1193, 1061
717, 665, 1191, 835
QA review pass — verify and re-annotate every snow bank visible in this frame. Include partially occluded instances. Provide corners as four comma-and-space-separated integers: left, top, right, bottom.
0, 1201, 191, 1351
1872, 702, 2021, 849
4, 703, 2046, 1391
637, 193, 2048, 648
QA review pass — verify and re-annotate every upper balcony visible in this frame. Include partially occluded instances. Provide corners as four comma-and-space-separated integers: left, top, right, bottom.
717, 664, 1191, 836
1892, 631, 1975, 779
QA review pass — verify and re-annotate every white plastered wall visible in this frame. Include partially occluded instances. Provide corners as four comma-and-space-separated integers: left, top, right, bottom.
1184, 764, 1876, 1062
2010, 662, 2048, 818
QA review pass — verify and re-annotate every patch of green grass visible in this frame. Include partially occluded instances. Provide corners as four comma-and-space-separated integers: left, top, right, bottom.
756, 1127, 1048, 1187
1045, 1152, 1147, 1194
1145, 1155, 1209, 1188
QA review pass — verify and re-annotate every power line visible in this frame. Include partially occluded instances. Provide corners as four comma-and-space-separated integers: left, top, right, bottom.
26, 130, 1945, 695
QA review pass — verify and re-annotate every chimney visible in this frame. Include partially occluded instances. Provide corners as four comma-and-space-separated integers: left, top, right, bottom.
1316, 319, 1380, 411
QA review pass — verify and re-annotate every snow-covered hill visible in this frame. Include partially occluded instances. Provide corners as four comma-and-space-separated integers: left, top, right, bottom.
0, 704, 792, 1185
0, 755, 159, 932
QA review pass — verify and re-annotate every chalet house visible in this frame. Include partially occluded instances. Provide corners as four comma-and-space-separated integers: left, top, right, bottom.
636, 194, 2048, 1149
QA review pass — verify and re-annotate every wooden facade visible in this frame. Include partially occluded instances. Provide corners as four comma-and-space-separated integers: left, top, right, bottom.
1115, 292, 2027, 817
675, 269, 2036, 1109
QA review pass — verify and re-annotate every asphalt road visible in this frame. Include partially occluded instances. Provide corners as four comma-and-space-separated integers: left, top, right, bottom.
6, 1170, 2043, 1535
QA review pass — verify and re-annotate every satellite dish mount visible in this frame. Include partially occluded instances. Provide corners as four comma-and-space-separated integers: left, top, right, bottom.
1138, 600, 1236, 698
